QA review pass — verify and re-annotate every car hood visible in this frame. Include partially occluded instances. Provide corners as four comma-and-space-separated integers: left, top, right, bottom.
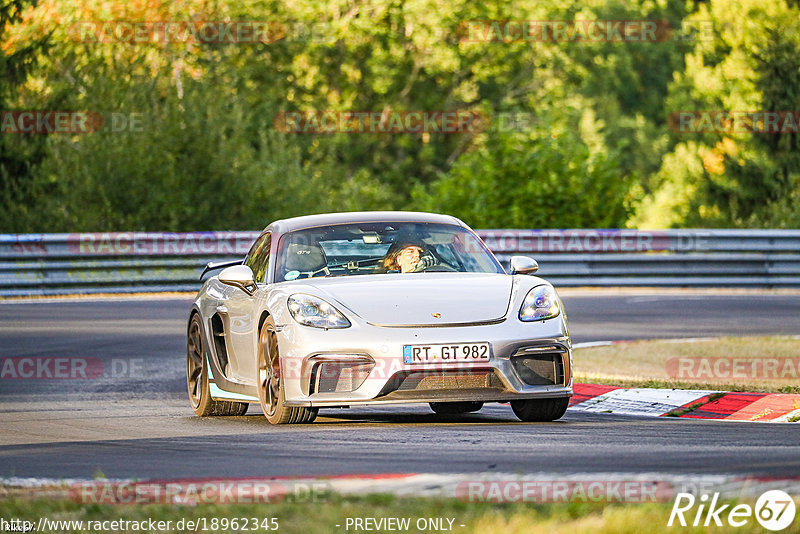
304, 273, 513, 326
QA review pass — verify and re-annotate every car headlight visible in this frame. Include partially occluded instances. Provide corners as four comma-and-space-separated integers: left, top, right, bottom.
287, 294, 351, 329
519, 285, 560, 322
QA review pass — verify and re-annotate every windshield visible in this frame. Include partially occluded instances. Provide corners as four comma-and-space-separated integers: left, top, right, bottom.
274, 222, 503, 282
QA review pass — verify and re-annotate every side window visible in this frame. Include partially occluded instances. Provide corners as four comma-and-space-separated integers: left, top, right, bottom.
245, 233, 271, 283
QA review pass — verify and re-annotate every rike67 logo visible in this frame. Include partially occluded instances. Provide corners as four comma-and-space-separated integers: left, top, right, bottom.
669, 490, 796, 531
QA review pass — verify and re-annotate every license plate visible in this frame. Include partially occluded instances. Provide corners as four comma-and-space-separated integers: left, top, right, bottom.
402, 342, 491, 364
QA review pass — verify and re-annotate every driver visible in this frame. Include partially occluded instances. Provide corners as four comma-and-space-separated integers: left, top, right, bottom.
383, 241, 434, 273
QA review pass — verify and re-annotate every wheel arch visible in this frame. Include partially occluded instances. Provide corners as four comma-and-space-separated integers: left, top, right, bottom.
187, 306, 202, 334
257, 309, 272, 337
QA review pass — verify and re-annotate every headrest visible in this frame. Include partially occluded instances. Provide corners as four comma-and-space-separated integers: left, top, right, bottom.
284, 243, 327, 272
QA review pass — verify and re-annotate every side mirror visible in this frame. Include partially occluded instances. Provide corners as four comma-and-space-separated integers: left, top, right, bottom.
510, 255, 539, 275
218, 265, 256, 295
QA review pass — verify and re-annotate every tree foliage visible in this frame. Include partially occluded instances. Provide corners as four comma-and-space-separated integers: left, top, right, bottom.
0, 0, 50, 229
636, 0, 800, 228
1, 0, 798, 231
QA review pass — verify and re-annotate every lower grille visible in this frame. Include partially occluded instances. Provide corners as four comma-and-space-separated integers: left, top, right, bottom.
376, 368, 501, 397
397, 369, 492, 391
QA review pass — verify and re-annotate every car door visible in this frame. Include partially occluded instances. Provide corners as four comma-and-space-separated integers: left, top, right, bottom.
224, 232, 271, 383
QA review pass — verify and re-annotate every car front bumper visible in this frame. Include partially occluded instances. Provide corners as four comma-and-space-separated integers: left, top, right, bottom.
276, 316, 573, 407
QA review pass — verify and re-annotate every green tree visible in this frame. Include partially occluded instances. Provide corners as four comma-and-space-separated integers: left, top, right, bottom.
412, 105, 631, 228
0, 0, 50, 231
636, 0, 800, 228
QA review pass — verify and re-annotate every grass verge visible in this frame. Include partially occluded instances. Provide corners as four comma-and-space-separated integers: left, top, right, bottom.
574, 336, 800, 393
0, 493, 774, 534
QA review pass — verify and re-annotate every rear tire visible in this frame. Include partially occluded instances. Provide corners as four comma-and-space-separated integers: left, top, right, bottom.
258, 316, 318, 424
187, 314, 249, 416
429, 401, 484, 415
510, 397, 569, 422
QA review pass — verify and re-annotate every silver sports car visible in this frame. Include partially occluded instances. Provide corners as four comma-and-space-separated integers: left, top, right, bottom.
187, 211, 572, 424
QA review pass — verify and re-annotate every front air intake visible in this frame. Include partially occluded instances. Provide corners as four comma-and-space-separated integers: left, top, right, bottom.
210, 313, 229, 377
310, 359, 373, 394
511, 352, 565, 386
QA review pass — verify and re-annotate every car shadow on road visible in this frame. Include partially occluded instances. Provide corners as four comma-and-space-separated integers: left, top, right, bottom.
232, 405, 570, 426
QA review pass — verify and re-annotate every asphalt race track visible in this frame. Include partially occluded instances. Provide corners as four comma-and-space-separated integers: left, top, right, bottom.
1, 291, 799, 480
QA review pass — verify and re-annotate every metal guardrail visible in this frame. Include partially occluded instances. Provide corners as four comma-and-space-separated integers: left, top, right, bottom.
0, 229, 798, 296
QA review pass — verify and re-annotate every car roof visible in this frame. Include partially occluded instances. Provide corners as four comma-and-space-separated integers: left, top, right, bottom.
265, 211, 466, 235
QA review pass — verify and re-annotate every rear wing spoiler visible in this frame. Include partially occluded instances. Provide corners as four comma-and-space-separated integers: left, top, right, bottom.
199, 258, 244, 280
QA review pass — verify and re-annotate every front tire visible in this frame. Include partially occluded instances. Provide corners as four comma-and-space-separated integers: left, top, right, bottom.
257, 316, 317, 424
510, 397, 569, 422
429, 401, 484, 415
187, 314, 248, 416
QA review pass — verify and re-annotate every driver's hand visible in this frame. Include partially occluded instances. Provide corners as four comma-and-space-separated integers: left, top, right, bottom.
412, 254, 436, 272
